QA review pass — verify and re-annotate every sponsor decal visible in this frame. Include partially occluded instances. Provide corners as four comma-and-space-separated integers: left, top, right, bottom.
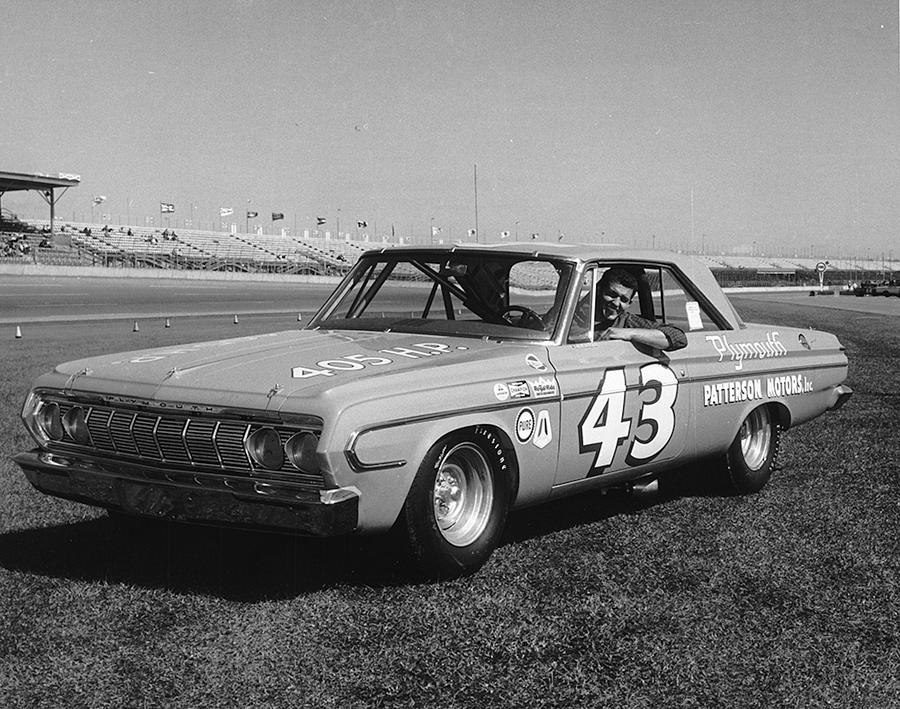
525, 353, 547, 372
533, 410, 552, 449
704, 378, 764, 407
529, 376, 559, 399
705, 331, 788, 371
703, 374, 814, 407
515, 408, 535, 443
493, 382, 510, 401
292, 341, 453, 378
507, 380, 530, 399
767, 374, 814, 397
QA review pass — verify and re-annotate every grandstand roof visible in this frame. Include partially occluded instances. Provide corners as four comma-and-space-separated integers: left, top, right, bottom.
0, 170, 80, 192
0, 170, 80, 233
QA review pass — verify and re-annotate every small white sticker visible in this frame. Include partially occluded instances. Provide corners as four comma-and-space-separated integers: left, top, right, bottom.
685, 301, 703, 331
529, 376, 559, 398
508, 381, 531, 399
533, 410, 552, 449
515, 408, 535, 443
493, 382, 510, 401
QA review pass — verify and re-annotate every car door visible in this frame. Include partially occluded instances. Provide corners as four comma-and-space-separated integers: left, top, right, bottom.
547, 265, 692, 488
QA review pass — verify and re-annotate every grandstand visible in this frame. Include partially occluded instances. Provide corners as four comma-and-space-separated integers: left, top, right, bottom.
10, 220, 369, 276
3, 216, 898, 288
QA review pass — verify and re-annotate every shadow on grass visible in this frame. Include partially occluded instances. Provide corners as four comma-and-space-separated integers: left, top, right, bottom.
0, 514, 413, 601
0, 465, 725, 600
501, 462, 724, 546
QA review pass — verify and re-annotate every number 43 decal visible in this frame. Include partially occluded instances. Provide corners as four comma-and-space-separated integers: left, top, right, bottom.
578, 363, 678, 474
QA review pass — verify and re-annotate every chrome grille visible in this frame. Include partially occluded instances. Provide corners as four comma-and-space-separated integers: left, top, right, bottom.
49, 396, 324, 491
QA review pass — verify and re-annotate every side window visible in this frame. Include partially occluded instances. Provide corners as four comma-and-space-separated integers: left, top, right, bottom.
566, 268, 598, 343
648, 267, 718, 332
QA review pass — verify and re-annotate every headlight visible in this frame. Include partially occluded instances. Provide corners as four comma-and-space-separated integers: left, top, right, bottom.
62, 406, 92, 444
245, 427, 284, 470
35, 401, 64, 441
285, 432, 320, 474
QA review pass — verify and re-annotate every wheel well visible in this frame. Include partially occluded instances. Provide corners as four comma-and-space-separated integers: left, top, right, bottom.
767, 401, 791, 430
458, 424, 520, 506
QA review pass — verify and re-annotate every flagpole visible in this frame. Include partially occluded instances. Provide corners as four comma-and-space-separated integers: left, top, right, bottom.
473, 164, 479, 243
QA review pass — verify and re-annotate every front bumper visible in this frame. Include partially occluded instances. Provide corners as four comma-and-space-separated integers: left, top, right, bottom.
12, 449, 359, 536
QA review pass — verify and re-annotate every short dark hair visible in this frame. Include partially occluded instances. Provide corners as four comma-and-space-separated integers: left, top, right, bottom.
600, 267, 638, 294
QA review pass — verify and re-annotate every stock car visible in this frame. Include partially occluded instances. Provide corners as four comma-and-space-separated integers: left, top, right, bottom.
14, 244, 852, 578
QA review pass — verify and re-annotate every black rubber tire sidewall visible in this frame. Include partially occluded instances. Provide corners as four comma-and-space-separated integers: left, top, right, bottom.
725, 408, 779, 495
403, 427, 511, 580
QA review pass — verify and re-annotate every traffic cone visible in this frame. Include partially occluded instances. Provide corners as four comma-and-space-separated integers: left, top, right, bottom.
233, 314, 239, 324
133, 320, 140, 332
15, 325, 22, 339
164, 317, 171, 328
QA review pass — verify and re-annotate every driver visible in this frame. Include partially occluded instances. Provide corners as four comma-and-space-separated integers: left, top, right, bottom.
573, 268, 686, 351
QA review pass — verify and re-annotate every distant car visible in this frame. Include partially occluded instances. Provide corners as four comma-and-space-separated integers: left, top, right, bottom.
871, 280, 900, 297
14, 244, 853, 578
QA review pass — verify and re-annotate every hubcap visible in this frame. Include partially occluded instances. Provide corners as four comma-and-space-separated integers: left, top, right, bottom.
739, 407, 772, 471
432, 442, 494, 547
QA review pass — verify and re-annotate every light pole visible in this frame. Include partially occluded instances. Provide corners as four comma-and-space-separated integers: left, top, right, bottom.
430, 217, 434, 245
515, 220, 519, 241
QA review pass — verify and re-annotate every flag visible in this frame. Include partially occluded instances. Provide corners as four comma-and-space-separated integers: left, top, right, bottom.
160, 202, 175, 213
246, 210, 258, 219
500, 230, 510, 239
316, 217, 327, 225
357, 220, 367, 228
272, 212, 284, 221
219, 207, 234, 217
432, 226, 442, 237
92, 195, 107, 206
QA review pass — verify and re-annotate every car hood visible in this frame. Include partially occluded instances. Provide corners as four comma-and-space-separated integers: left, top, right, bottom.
39, 329, 554, 412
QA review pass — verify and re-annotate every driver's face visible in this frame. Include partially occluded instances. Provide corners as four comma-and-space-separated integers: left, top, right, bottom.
598, 281, 634, 321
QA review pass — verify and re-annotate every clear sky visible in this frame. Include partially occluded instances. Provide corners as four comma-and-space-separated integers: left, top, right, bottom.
2, 0, 899, 256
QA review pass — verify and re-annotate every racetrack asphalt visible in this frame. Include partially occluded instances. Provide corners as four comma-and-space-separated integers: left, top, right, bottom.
2, 273, 898, 327
0, 274, 337, 325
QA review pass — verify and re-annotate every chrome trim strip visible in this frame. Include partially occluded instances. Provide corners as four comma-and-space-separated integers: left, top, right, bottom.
343, 397, 557, 472
182, 418, 193, 463
212, 420, 223, 467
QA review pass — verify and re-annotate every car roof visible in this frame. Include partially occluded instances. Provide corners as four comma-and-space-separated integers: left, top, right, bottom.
364, 241, 699, 269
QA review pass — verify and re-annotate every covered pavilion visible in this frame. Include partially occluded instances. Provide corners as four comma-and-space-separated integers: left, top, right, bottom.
0, 170, 80, 233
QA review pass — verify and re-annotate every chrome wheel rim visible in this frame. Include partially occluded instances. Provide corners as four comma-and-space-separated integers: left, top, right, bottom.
432, 442, 494, 547
739, 407, 772, 471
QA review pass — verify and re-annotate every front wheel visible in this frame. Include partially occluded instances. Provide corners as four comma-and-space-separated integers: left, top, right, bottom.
720, 406, 780, 494
402, 428, 512, 580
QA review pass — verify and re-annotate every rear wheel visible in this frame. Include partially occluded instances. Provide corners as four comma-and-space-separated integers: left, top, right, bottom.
721, 406, 780, 494
402, 428, 511, 579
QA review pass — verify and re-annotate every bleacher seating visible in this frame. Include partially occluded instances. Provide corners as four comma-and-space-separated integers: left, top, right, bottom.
15, 219, 900, 286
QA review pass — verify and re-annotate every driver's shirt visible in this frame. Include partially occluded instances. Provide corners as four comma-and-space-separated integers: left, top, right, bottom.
599, 311, 687, 351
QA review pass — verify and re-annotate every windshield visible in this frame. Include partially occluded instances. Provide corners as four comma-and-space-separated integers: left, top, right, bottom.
310, 251, 575, 341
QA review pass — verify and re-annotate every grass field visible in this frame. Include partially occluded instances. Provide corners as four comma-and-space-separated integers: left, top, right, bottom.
1, 300, 897, 708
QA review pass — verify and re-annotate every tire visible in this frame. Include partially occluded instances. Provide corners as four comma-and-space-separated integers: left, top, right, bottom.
720, 406, 780, 494
402, 427, 512, 580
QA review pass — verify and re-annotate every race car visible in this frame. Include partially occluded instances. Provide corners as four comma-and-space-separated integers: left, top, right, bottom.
14, 244, 852, 578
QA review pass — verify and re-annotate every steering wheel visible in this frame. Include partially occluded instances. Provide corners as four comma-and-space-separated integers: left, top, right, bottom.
500, 305, 545, 330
